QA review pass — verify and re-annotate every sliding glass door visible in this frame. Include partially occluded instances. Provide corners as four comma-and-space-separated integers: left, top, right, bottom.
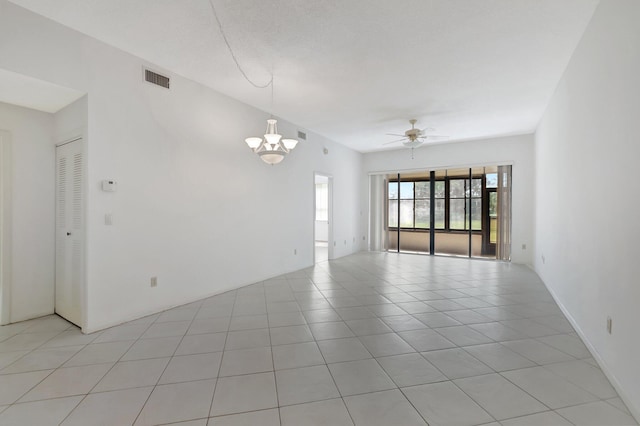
387, 172, 432, 253
371, 165, 512, 261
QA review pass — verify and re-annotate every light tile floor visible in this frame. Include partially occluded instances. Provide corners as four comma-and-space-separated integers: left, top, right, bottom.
314, 242, 328, 264
0, 252, 637, 425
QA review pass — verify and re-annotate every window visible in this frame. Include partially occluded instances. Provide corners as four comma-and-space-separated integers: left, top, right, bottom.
388, 181, 415, 228
399, 182, 414, 228
414, 181, 429, 229
434, 181, 445, 229
449, 178, 482, 230
315, 183, 328, 221
449, 179, 466, 230
486, 173, 498, 188
388, 182, 398, 227
388, 177, 482, 231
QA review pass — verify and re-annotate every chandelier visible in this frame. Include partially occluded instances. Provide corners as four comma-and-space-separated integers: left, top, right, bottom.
245, 118, 298, 165
208, 0, 299, 165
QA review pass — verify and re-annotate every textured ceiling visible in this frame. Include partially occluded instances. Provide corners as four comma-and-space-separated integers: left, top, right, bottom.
8, 0, 599, 152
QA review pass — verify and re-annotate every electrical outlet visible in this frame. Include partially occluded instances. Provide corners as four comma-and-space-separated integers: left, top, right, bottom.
344, 240, 347, 245
294, 249, 297, 255
150, 276, 157, 287
607, 316, 612, 334
362, 236, 365, 240
542, 254, 546, 264
334, 241, 336, 246
353, 237, 355, 243
522, 243, 526, 250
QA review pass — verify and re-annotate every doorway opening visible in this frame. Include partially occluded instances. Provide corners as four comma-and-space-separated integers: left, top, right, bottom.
314, 173, 332, 263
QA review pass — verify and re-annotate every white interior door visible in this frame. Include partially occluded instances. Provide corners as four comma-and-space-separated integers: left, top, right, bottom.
55, 139, 83, 326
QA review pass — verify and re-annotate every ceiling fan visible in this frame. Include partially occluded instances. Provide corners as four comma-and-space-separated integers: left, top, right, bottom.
384, 119, 449, 148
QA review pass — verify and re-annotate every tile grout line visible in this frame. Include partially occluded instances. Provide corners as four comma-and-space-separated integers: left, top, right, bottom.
207, 285, 241, 422
58, 311, 161, 425
128, 298, 208, 425
2, 318, 105, 416
306, 275, 357, 425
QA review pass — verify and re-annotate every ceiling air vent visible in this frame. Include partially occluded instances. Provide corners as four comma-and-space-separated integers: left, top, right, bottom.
144, 68, 170, 89
297, 131, 307, 140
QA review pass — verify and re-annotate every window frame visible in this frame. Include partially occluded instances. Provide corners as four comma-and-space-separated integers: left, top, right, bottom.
388, 175, 485, 233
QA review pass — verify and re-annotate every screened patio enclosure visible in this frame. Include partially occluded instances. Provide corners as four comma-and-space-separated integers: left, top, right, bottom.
369, 165, 512, 261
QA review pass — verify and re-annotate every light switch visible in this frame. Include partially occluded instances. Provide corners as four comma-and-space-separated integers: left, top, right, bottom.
102, 180, 117, 192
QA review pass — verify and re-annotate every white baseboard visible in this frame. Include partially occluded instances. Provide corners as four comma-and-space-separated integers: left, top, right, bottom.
81, 258, 335, 334
81, 282, 239, 334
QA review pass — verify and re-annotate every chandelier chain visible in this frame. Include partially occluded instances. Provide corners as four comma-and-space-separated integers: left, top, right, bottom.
207, 0, 273, 89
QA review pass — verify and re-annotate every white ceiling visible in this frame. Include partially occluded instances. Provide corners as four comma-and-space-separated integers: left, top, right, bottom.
8, 0, 599, 152
0, 68, 85, 113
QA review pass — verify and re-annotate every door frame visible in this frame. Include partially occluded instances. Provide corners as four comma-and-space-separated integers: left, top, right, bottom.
55, 136, 86, 329
0, 130, 12, 325
313, 172, 333, 262
482, 187, 497, 256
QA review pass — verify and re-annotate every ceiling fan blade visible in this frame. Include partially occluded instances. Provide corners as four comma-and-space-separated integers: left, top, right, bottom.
419, 135, 449, 140
385, 133, 405, 137
383, 138, 407, 145
420, 127, 435, 133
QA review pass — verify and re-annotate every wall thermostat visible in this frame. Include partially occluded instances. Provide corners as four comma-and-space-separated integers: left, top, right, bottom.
101, 180, 117, 192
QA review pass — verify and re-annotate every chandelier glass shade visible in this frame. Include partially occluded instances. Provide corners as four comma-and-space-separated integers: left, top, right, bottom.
245, 118, 298, 165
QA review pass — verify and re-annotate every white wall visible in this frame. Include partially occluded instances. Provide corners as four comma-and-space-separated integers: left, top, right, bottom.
363, 134, 535, 265
54, 96, 87, 144
0, 101, 55, 322
0, 1, 365, 332
535, 0, 640, 417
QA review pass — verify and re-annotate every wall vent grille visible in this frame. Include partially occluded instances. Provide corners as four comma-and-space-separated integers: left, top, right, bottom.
297, 131, 307, 140
144, 69, 170, 89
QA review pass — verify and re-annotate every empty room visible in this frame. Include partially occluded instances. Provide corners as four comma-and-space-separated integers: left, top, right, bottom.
0, 0, 638, 425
